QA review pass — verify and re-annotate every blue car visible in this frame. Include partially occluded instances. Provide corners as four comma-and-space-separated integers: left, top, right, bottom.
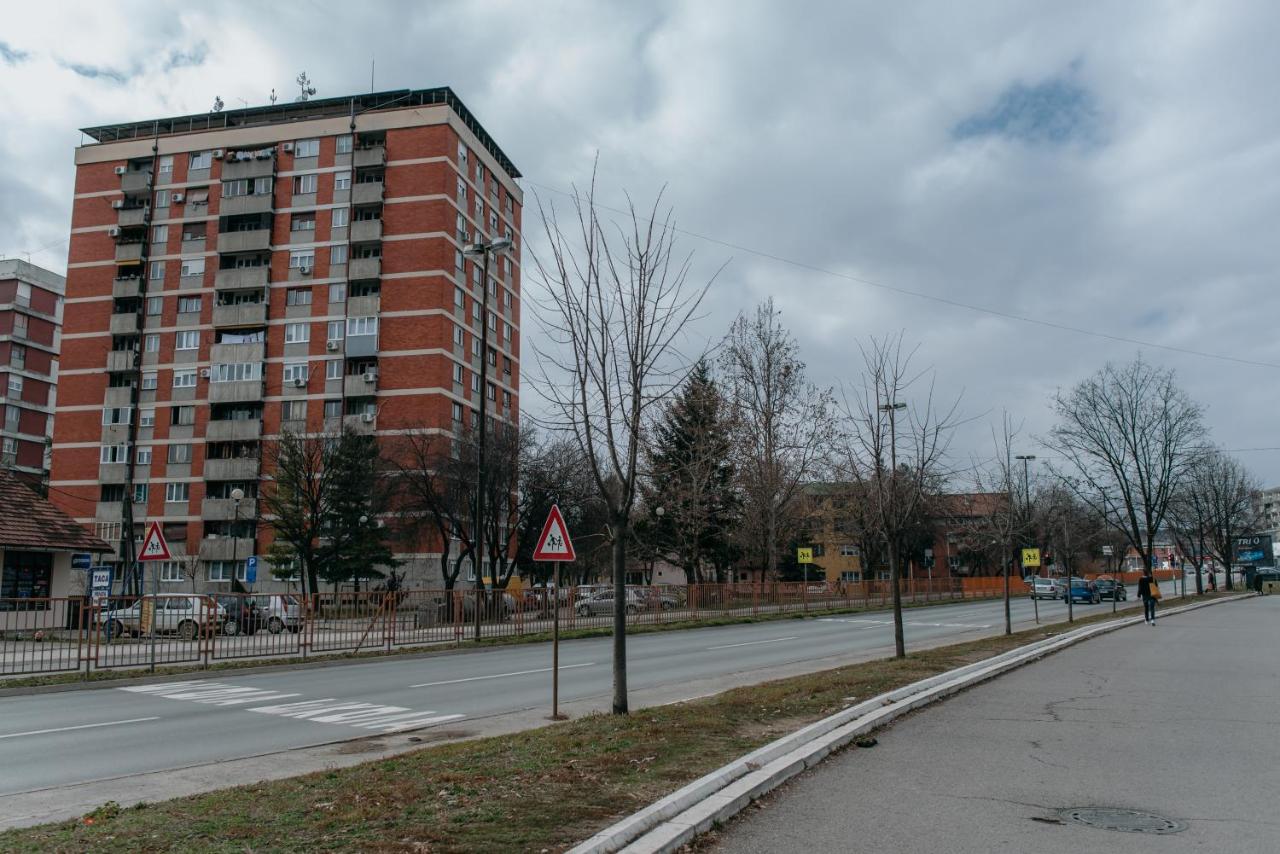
1063, 578, 1100, 605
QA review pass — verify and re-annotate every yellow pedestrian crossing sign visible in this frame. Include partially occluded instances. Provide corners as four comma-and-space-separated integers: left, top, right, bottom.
1021, 548, 1041, 568
797, 548, 814, 564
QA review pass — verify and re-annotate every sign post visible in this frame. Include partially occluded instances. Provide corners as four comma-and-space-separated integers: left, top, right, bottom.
90, 566, 114, 642
797, 547, 813, 611
533, 505, 576, 719
137, 521, 172, 673
1021, 548, 1042, 623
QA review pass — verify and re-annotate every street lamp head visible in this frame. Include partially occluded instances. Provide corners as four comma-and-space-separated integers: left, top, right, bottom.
230, 487, 245, 502
463, 237, 513, 258
359, 515, 369, 525
489, 237, 513, 253
654, 506, 665, 517
1015, 454, 1037, 461
879, 402, 907, 412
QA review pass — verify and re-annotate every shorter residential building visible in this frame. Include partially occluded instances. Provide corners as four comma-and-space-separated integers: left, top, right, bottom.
0, 259, 63, 485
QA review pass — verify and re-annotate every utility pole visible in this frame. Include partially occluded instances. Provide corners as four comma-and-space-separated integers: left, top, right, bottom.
879, 401, 906, 657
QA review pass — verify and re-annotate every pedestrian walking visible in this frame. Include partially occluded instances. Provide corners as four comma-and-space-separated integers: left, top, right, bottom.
1253, 572, 1264, 596
1138, 572, 1159, 624
1208, 569, 1217, 592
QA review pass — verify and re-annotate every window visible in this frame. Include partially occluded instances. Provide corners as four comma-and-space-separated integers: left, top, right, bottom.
452, 402, 463, 423
346, 316, 377, 336
7, 406, 24, 431
293, 174, 318, 195
102, 407, 131, 426
840, 571, 862, 583
331, 207, 349, 229
152, 224, 168, 245
136, 446, 152, 465
284, 323, 309, 344
330, 245, 348, 265
100, 444, 128, 463
175, 330, 200, 350
146, 296, 163, 315
457, 212, 466, 242
189, 151, 212, 170
286, 288, 312, 306
472, 338, 480, 358
173, 370, 197, 388
168, 444, 192, 463
149, 260, 165, 281
326, 359, 342, 380
503, 390, 512, 408
253, 176, 272, 196
165, 482, 190, 503
839, 545, 860, 557
289, 250, 315, 269
489, 211, 498, 232
178, 297, 201, 315
207, 561, 247, 583
504, 322, 512, 342
458, 143, 468, 165
334, 171, 351, 191
211, 362, 262, 382
180, 258, 205, 278
471, 373, 480, 393
455, 250, 464, 273
329, 283, 347, 303
453, 325, 463, 346
9, 344, 24, 369
323, 399, 342, 419
160, 561, 183, 582
171, 405, 195, 426
503, 356, 511, 376
455, 287, 464, 308
6, 375, 21, 396
282, 400, 306, 421
474, 196, 483, 219
504, 289, 512, 309
132, 483, 149, 505
335, 135, 353, 155
141, 372, 158, 390
140, 408, 155, 427
157, 156, 173, 180
283, 362, 308, 384
144, 334, 159, 353
295, 138, 319, 158
326, 320, 345, 341
187, 188, 210, 206
291, 212, 316, 232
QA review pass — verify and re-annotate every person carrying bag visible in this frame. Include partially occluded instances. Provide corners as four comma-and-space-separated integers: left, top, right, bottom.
1138, 572, 1159, 625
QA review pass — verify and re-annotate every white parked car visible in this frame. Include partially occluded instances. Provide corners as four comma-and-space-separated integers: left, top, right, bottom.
250, 594, 303, 633
1028, 577, 1061, 600
99, 594, 224, 641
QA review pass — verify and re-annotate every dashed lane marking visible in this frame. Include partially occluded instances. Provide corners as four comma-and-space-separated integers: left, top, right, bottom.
409, 661, 595, 688
0, 717, 160, 740
818, 618, 992, 629
706, 636, 800, 651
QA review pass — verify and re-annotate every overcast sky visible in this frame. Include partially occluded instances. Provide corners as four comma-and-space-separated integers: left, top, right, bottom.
2, 1, 1278, 483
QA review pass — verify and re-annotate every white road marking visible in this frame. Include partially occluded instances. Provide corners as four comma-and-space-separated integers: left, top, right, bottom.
818, 618, 992, 629
706, 636, 800, 650
0, 716, 160, 740
410, 662, 596, 688
120, 681, 300, 706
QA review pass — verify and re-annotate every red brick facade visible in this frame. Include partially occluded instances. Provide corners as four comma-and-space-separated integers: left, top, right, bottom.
0, 260, 63, 482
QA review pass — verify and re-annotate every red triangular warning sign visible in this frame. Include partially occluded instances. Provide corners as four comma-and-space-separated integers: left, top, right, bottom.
532, 504, 576, 562
138, 521, 172, 561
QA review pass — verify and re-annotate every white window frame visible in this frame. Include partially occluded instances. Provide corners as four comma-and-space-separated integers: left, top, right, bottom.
335, 135, 353, 155
139, 408, 155, 427
346, 316, 377, 336
141, 372, 158, 390
136, 446, 152, 465
289, 250, 315, 269
149, 261, 165, 281
100, 444, 127, 463
283, 362, 308, 383
160, 561, 183, 582
175, 331, 200, 351
330, 245, 348, 265
293, 174, 318, 195
334, 171, 351, 191
331, 207, 349, 229
295, 138, 320, 158
172, 370, 197, 388
452, 363, 463, 384
177, 296, 201, 314
152, 224, 168, 245
326, 359, 342, 380
284, 323, 310, 344
180, 258, 205, 278
329, 284, 347, 304
146, 296, 163, 316
7, 375, 22, 395
286, 288, 312, 306
189, 151, 212, 170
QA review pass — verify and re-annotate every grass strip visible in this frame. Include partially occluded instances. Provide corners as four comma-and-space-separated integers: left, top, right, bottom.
1, 596, 1227, 854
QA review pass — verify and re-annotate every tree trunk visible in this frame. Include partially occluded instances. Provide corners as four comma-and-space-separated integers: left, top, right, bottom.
1004, 544, 1013, 635
888, 537, 904, 658
611, 524, 629, 715
764, 508, 778, 581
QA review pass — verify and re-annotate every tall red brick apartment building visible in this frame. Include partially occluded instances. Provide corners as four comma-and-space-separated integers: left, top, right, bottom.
50, 89, 521, 589
0, 259, 63, 484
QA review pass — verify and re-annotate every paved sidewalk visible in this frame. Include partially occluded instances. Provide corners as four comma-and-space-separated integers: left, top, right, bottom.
710, 595, 1280, 853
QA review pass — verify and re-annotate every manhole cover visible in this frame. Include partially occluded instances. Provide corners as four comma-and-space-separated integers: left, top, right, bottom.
1060, 807, 1187, 834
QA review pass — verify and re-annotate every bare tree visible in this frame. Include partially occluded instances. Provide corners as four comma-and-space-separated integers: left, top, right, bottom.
531, 169, 712, 715
838, 334, 958, 657
395, 430, 477, 591
966, 414, 1027, 635
1183, 449, 1259, 591
1045, 358, 1206, 577
722, 299, 835, 580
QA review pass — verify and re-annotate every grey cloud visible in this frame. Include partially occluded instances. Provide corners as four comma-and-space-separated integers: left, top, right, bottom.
953, 73, 1101, 145
0, 41, 28, 65
61, 61, 132, 84
164, 43, 208, 71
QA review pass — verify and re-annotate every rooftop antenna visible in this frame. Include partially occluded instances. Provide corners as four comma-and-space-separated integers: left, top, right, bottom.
236, 98, 248, 109
370, 58, 375, 92
269, 88, 277, 106
211, 95, 224, 113
295, 71, 316, 102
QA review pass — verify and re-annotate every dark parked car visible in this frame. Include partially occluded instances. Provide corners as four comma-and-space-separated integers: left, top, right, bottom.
213, 595, 266, 636
1063, 578, 1100, 605
1093, 577, 1127, 601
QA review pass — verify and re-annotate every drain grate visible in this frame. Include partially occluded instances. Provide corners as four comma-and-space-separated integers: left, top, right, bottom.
1060, 807, 1187, 834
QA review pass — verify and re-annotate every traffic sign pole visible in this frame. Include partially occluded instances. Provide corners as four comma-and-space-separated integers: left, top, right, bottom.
552, 560, 561, 719
533, 505, 575, 720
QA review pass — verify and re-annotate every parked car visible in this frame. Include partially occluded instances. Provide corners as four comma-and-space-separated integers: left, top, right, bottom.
1028, 577, 1060, 600
250, 594, 303, 633
1062, 578, 1100, 605
1093, 577, 1127, 601
576, 589, 645, 617
212, 595, 267, 637
99, 595, 223, 641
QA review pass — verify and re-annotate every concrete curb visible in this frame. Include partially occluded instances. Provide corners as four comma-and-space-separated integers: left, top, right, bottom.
570, 594, 1248, 854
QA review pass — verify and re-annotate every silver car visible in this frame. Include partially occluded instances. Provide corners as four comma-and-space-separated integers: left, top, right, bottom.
250, 594, 303, 633
1028, 577, 1060, 600
575, 589, 644, 617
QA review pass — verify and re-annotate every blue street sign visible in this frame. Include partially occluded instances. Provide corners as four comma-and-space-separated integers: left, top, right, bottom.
245, 556, 258, 585
71, 553, 93, 570
90, 567, 113, 602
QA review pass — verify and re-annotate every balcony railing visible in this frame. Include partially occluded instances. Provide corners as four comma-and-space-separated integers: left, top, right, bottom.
353, 146, 386, 168
217, 229, 271, 254
120, 171, 152, 194
201, 497, 259, 521
208, 380, 264, 404
351, 182, 384, 205
212, 302, 267, 328
114, 243, 144, 263
350, 219, 383, 242
349, 257, 381, 279
221, 158, 275, 181
214, 267, 269, 290
108, 313, 139, 335
343, 373, 377, 397
219, 194, 273, 216
204, 457, 260, 480
117, 207, 150, 227
205, 419, 262, 442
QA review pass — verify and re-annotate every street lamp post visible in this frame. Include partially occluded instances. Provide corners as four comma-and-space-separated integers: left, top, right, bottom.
357, 514, 368, 593
462, 235, 512, 641
230, 486, 245, 589
878, 402, 906, 652
1015, 454, 1037, 626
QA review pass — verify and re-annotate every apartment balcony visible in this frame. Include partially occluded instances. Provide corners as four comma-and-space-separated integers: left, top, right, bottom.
221, 157, 274, 181
201, 497, 258, 521
208, 380, 264, 404
343, 373, 377, 397
99, 463, 128, 484
95, 501, 148, 523
103, 386, 135, 407
114, 242, 144, 263
214, 267, 269, 290
205, 419, 262, 442
108, 313, 139, 335
106, 350, 136, 372
342, 414, 376, 434
212, 302, 267, 328
217, 229, 271, 254
112, 277, 142, 299
353, 146, 386, 168
352, 182, 384, 205
198, 537, 256, 562
117, 207, 150, 227
204, 457, 260, 481
219, 194, 273, 217
344, 333, 378, 359
346, 294, 380, 316
348, 257, 381, 279
120, 171, 152, 194
209, 341, 264, 364
350, 219, 383, 243
100, 424, 130, 445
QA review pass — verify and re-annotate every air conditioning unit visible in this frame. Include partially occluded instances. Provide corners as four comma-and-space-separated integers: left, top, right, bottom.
111, 199, 125, 210
107, 227, 121, 238
199, 368, 211, 378
299, 266, 312, 276
114, 166, 127, 176
212, 149, 224, 158
362, 371, 377, 383
282, 142, 294, 153
325, 340, 340, 351
292, 377, 306, 388
172, 193, 185, 204
361, 412, 375, 423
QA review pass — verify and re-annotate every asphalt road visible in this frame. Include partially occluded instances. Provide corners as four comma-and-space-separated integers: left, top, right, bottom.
0, 593, 1151, 805
711, 595, 1274, 853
